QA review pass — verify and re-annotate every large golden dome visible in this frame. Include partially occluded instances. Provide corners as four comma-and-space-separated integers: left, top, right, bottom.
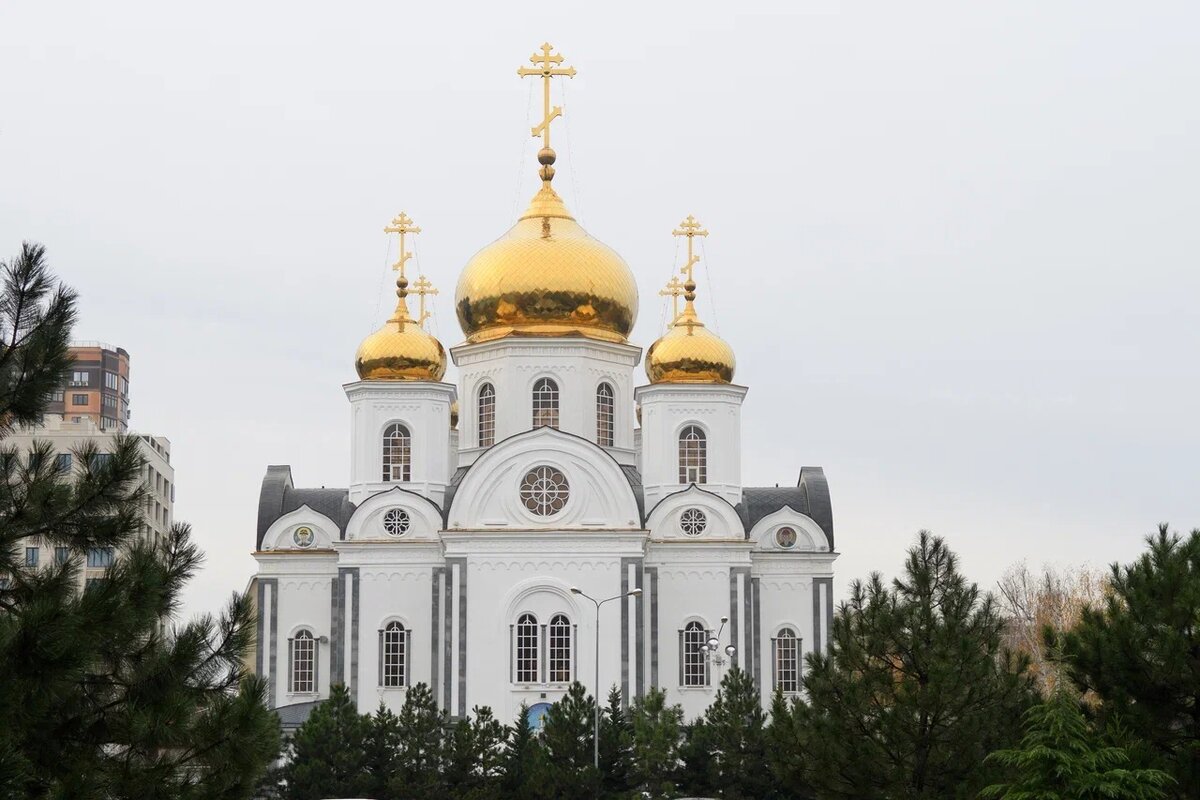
645, 305, 735, 384
455, 184, 639, 343
355, 275, 447, 381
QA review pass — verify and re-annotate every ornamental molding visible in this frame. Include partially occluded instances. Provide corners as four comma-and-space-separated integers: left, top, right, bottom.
280, 578, 333, 593
451, 339, 641, 365
475, 559, 621, 574
344, 382, 457, 403
761, 578, 812, 593
440, 532, 647, 557
359, 570, 431, 583
657, 568, 730, 582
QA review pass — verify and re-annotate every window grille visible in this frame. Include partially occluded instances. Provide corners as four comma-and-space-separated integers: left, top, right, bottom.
290, 631, 316, 693
531, 378, 559, 430
678, 425, 707, 484
515, 614, 539, 683
382, 423, 411, 482
25, 547, 38, 567
477, 383, 496, 447
773, 628, 801, 693
380, 621, 408, 687
548, 614, 572, 683
681, 621, 710, 687
596, 383, 614, 446
86, 547, 114, 568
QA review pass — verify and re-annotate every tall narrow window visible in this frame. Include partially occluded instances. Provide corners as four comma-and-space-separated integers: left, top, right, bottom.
774, 627, 800, 693
548, 614, 573, 683
681, 621, 710, 687
515, 613, 539, 683
478, 383, 496, 447
678, 425, 707, 484
596, 383, 614, 446
531, 378, 559, 430
290, 630, 316, 693
382, 423, 411, 482
380, 621, 408, 688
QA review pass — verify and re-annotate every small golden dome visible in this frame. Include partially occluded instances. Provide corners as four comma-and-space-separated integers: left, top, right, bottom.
455, 185, 639, 343
355, 276, 447, 382
450, 400, 459, 428
645, 306, 735, 384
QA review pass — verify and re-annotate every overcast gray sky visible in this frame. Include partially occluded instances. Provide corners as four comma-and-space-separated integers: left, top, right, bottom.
2, 1, 1197, 617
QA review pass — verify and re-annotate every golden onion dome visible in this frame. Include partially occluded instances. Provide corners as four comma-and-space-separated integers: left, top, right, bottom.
645, 303, 735, 384
455, 183, 639, 343
450, 400, 459, 428
355, 275, 447, 381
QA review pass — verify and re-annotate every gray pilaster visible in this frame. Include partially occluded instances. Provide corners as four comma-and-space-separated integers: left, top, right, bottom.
349, 568, 360, 697
447, 557, 468, 718
648, 567, 659, 689
431, 567, 443, 706
815, 577, 833, 657
443, 565, 453, 711
752, 577, 762, 690
329, 576, 343, 686
620, 559, 629, 703
812, 580, 822, 656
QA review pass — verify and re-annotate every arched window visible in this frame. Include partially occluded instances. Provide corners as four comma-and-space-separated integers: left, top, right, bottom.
515, 613, 540, 683
289, 630, 316, 693
380, 621, 408, 688
477, 383, 496, 447
678, 425, 707, 484
773, 627, 800, 693
595, 383, 614, 447
548, 614, 573, 683
531, 378, 559, 430
382, 423, 411, 482
680, 621, 710, 687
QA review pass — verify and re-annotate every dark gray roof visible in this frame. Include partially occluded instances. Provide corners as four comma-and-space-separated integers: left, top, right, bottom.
620, 465, 646, 523
735, 467, 834, 550
274, 700, 321, 732
256, 466, 357, 549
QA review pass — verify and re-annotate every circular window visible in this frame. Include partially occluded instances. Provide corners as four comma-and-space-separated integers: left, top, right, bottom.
519, 465, 570, 516
383, 508, 411, 536
292, 526, 314, 548
680, 508, 707, 536
776, 527, 798, 549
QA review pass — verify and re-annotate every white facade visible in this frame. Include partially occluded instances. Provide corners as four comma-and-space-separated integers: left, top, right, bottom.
252, 339, 837, 724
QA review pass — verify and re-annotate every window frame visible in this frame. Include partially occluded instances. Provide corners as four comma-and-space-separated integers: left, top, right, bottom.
531, 377, 560, 430
381, 422, 412, 482
595, 382, 615, 447
379, 620, 409, 688
477, 382, 496, 447
680, 620, 711, 687
548, 614, 574, 684
678, 424, 708, 484
289, 629, 318, 694
772, 627, 802, 694
25, 546, 39, 567
514, 613, 540, 684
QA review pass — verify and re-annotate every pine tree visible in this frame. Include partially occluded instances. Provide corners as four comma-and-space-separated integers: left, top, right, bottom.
277, 684, 371, 800
676, 720, 713, 798
982, 685, 1174, 799
628, 686, 684, 800
500, 702, 543, 800
599, 685, 633, 798
699, 667, 771, 800
798, 532, 1033, 800
0, 243, 279, 798
532, 681, 599, 798
362, 701, 402, 800
390, 682, 446, 799
443, 705, 507, 800
765, 691, 814, 800
1057, 525, 1200, 797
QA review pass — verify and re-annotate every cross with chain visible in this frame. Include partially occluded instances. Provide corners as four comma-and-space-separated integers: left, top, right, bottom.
659, 275, 685, 323
383, 212, 421, 280
517, 43, 576, 152
672, 215, 709, 284
411, 274, 439, 326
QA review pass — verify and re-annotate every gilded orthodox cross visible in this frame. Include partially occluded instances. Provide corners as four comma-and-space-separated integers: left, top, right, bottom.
384, 212, 421, 280
518, 43, 576, 151
411, 274, 439, 327
659, 275, 685, 324
672, 215, 709, 285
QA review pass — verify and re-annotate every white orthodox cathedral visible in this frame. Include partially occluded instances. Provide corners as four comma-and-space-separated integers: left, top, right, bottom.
250, 46, 836, 729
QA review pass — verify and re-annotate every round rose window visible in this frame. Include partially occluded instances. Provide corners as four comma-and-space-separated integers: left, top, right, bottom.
519, 466, 570, 516
383, 508, 411, 536
775, 527, 798, 549
680, 508, 707, 536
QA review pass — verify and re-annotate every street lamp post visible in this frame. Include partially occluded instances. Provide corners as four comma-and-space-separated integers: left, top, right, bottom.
570, 586, 642, 770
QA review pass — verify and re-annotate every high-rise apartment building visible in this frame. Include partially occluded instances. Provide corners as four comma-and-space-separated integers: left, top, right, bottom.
44, 342, 130, 432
